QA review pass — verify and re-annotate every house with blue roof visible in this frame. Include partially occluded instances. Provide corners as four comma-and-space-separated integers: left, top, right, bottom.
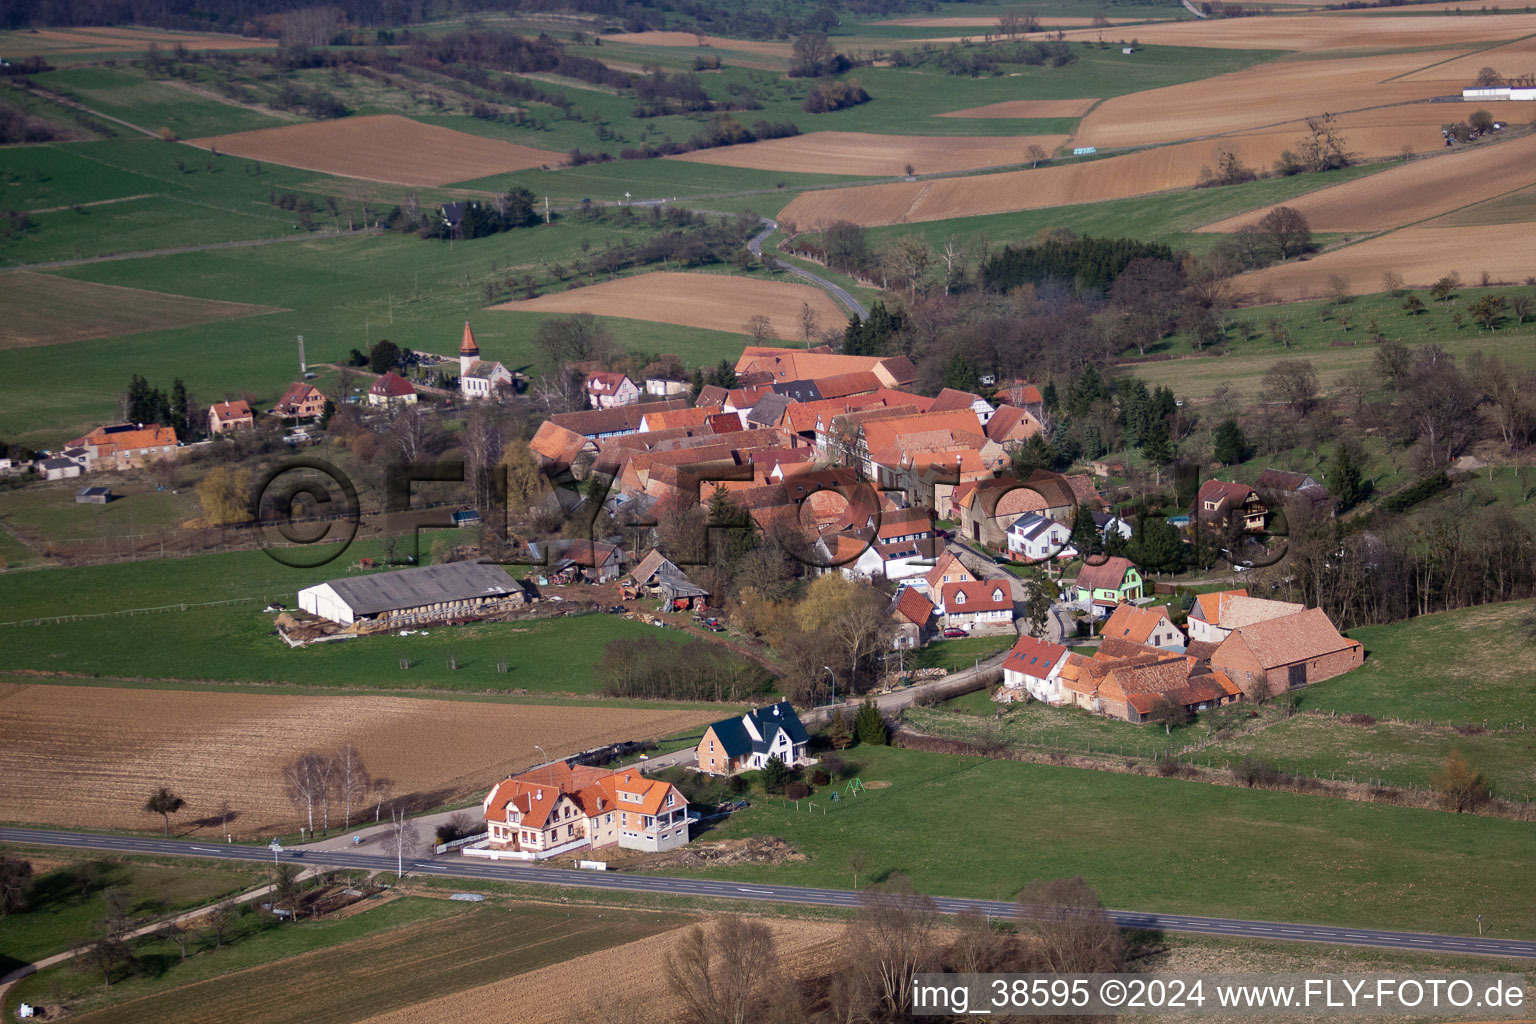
696, 701, 811, 775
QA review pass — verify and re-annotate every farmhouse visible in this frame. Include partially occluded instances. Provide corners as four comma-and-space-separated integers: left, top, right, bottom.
735, 346, 917, 389
890, 586, 935, 649
67, 423, 179, 471
482, 762, 692, 859
297, 560, 527, 627
1186, 591, 1304, 644
999, 634, 1070, 704
1209, 607, 1364, 697
953, 470, 1104, 549
1060, 642, 1241, 722
697, 701, 811, 775
274, 382, 326, 420
207, 399, 253, 434
367, 371, 417, 407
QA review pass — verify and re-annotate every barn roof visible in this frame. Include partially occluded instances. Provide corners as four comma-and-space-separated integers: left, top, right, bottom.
310, 561, 520, 615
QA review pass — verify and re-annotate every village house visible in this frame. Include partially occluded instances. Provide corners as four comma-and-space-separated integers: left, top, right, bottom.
953, 471, 1105, 550
939, 579, 1014, 631
999, 634, 1071, 704
274, 382, 326, 420
1100, 602, 1185, 651
1194, 479, 1268, 533
1185, 591, 1304, 644
995, 382, 1046, 420
906, 449, 996, 514
621, 549, 710, 610
929, 387, 996, 426
645, 377, 690, 398
1006, 512, 1076, 562
1060, 641, 1241, 722
734, 346, 917, 389
984, 405, 1045, 447
67, 423, 179, 471
1209, 607, 1364, 697
207, 399, 253, 434
481, 762, 692, 859
367, 371, 417, 407
921, 550, 975, 593
890, 587, 935, 649
1073, 556, 1144, 614
586, 371, 639, 409
530, 538, 625, 582
527, 420, 587, 476
1256, 468, 1332, 514
696, 701, 811, 775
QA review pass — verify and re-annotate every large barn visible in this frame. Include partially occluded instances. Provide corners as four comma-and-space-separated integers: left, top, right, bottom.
297, 561, 526, 626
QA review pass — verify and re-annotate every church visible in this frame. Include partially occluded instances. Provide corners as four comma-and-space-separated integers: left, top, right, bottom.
457, 322, 515, 400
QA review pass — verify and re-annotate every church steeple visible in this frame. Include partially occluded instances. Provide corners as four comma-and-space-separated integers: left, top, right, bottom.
459, 321, 479, 377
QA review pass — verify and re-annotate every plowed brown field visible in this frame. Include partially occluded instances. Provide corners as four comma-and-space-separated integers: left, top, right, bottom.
0, 684, 716, 835
939, 99, 1099, 119
669, 131, 1068, 175
1074, 50, 1460, 150
1051, 12, 1536, 49
1, 272, 279, 349
1397, 35, 1536, 82
1236, 221, 1536, 299
778, 131, 1365, 228
492, 272, 847, 338
1199, 131, 1536, 233
356, 918, 848, 1024
189, 114, 561, 187
872, 15, 1155, 25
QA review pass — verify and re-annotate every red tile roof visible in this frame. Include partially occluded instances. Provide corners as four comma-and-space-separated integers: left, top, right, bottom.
209, 399, 251, 421
369, 371, 415, 397
1003, 635, 1068, 677
460, 321, 479, 354
1075, 556, 1136, 592
942, 579, 1012, 614
893, 587, 935, 627
1101, 603, 1178, 646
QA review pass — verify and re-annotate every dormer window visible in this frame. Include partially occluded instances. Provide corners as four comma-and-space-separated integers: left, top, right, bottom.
954, 591, 966, 604
993, 588, 1004, 601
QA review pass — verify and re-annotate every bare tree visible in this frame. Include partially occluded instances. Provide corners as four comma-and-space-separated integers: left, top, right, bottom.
371, 776, 395, 822
391, 404, 431, 463
664, 915, 781, 1024
743, 313, 776, 344
283, 752, 325, 833
334, 743, 370, 830
846, 874, 938, 1019
937, 236, 969, 296
204, 900, 235, 949
158, 919, 191, 961
387, 802, 420, 879
1015, 876, 1126, 973
1025, 143, 1048, 168
847, 847, 870, 889
798, 302, 820, 348
1254, 205, 1312, 260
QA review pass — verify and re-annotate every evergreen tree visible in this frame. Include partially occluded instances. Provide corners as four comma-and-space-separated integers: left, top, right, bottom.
843, 301, 904, 356
1128, 513, 1183, 573
1078, 422, 1106, 461
1212, 419, 1249, 465
319, 399, 336, 429
1010, 433, 1053, 480
760, 755, 791, 793
1069, 504, 1101, 557
854, 699, 887, 746
941, 353, 981, 392
690, 367, 705, 398
1330, 441, 1365, 512
368, 339, 401, 375
170, 378, 189, 436
707, 359, 738, 389
707, 485, 759, 563
1118, 378, 1151, 446
828, 707, 852, 750
1140, 420, 1175, 465
126, 374, 153, 423
1040, 380, 1059, 412
1067, 365, 1109, 417
1150, 385, 1178, 422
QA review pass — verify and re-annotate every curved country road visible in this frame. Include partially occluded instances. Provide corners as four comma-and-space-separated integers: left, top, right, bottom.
1, 826, 1531, 961
747, 218, 869, 322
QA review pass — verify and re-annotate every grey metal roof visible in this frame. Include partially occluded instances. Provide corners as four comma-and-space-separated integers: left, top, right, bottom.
316, 561, 520, 616
746, 392, 792, 426
77, 486, 111, 497
40, 458, 75, 469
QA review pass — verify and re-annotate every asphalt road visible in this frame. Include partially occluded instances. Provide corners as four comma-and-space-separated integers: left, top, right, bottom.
747, 219, 870, 321
3, 826, 1531, 959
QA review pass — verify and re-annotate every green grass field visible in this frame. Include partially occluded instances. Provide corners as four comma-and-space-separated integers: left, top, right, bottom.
690, 744, 1536, 938
31, 66, 287, 138
0, 853, 262, 970
0, 546, 695, 693
907, 632, 1017, 673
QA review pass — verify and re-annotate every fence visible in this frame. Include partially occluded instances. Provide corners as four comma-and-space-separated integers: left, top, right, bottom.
0, 593, 292, 627
434, 831, 488, 855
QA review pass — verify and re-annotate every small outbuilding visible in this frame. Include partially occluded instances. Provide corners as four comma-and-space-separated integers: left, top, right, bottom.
297, 560, 526, 626
75, 486, 113, 504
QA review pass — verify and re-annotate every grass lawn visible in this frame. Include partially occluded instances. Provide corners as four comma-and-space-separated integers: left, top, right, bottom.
688, 744, 1536, 938
0, 481, 199, 546
0, 852, 263, 970
907, 633, 1017, 673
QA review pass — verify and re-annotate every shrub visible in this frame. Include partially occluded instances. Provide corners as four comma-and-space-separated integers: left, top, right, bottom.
1231, 757, 1286, 788
820, 752, 844, 778
784, 781, 810, 799
1154, 757, 1181, 777
760, 755, 791, 793
810, 769, 830, 787
1344, 713, 1376, 726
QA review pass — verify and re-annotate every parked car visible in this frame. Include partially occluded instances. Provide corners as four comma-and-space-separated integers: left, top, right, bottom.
942, 627, 969, 638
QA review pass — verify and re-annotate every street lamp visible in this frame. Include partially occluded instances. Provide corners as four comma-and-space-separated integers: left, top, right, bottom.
823, 666, 836, 707
1477, 914, 1484, 936
534, 744, 548, 766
